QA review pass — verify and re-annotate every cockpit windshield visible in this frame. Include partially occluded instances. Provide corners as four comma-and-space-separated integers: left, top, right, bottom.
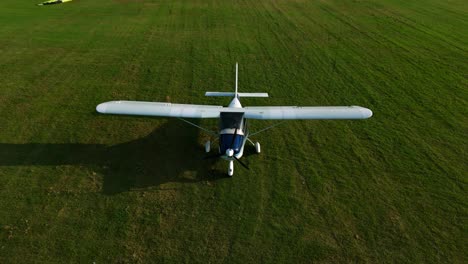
220, 112, 244, 130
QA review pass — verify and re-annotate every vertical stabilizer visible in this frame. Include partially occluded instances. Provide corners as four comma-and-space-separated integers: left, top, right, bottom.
204, 62, 268, 99
235, 63, 239, 98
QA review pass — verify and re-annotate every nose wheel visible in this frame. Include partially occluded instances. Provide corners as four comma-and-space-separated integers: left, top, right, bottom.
228, 160, 234, 177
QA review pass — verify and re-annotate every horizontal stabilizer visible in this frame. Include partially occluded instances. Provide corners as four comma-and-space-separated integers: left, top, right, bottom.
205, 92, 269, 97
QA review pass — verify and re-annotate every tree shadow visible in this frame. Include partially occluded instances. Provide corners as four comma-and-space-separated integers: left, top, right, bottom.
0, 119, 228, 194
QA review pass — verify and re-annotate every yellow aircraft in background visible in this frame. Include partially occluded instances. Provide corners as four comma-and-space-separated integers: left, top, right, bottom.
38, 0, 72, 6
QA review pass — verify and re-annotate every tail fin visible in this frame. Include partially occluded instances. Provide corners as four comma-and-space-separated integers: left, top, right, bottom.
235, 63, 238, 98
205, 63, 269, 98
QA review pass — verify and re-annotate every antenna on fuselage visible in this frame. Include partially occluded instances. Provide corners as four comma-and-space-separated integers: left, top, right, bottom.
235, 62, 239, 98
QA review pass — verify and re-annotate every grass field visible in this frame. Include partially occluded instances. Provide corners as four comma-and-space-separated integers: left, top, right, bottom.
0, 0, 467, 262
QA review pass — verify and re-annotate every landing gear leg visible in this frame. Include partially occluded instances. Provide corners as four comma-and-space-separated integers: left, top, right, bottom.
228, 160, 234, 177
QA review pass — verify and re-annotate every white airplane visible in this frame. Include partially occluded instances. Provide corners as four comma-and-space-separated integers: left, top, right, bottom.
96, 64, 372, 176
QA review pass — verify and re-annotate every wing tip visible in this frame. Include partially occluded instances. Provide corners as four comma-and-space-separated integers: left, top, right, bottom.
96, 103, 107, 113
359, 107, 373, 119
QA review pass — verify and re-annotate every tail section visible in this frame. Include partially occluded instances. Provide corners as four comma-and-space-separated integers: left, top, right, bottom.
235, 63, 239, 98
205, 63, 269, 98
205, 92, 268, 97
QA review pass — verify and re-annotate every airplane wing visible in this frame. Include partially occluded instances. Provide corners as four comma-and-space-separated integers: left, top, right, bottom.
243, 106, 372, 120
97, 101, 372, 120
96, 101, 224, 118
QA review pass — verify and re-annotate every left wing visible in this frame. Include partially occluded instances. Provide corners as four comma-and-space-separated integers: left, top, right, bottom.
244, 106, 372, 120
96, 101, 224, 118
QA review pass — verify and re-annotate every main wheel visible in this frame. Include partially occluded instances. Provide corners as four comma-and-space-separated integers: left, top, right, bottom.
255, 142, 261, 154
205, 141, 211, 153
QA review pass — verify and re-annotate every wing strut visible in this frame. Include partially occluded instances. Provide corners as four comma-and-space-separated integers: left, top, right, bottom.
177, 118, 217, 137
249, 121, 286, 137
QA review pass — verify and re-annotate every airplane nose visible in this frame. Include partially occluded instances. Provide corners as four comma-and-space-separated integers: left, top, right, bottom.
226, 149, 234, 157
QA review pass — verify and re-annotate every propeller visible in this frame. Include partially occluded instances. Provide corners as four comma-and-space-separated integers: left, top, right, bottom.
204, 127, 249, 170
204, 128, 236, 160
229, 128, 238, 150
227, 128, 249, 170
233, 156, 249, 170
204, 153, 223, 160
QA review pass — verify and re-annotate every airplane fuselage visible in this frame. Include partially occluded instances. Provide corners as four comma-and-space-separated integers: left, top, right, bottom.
218, 121, 248, 161
218, 98, 248, 161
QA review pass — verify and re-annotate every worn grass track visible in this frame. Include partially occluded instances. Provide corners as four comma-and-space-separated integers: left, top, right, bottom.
0, 0, 466, 262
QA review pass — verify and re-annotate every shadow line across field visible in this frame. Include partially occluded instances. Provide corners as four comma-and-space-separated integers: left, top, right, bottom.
0, 119, 230, 194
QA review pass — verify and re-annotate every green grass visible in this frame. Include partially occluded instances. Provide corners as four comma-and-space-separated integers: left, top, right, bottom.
0, 0, 466, 262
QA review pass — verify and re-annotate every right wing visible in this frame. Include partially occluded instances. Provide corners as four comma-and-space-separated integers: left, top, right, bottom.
244, 106, 373, 120
96, 101, 224, 118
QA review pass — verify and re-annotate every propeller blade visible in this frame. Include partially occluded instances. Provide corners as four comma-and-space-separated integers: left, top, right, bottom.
204, 153, 223, 160
230, 128, 238, 149
233, 156, 249, 170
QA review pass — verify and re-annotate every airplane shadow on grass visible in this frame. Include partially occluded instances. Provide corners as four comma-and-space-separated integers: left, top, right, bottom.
0, 119, 250, 194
